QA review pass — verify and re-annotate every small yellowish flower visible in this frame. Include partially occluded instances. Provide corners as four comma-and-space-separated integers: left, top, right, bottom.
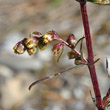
43, 31, 54, 43
38, 38, 48, 51
13, 41, 26, 54
27, 48, 37, 55
24, 37, 38, 49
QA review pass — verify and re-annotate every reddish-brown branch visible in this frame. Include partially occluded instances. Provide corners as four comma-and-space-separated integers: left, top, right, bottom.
80, 2, 104, 110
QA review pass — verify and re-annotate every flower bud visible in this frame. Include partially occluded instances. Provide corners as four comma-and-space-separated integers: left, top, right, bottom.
67, 51, 78, 59
27, 48, 37, 55
30, 31, 42, 38
24, 37, 38, 49
52, 43, 64, 56
43, 31, 54, 43
13, 41, 26, 54
38, 38, 48, 51
74, 56, 85, 65
66, 34, 76, 48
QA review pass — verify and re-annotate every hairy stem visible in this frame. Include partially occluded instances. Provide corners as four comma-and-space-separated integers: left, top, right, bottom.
80, 2, 104, 110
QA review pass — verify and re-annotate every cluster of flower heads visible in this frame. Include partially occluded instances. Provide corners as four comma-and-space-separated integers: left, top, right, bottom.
13, 31, 54, 55
13, 30, 86, 65
14, 30, 102, 91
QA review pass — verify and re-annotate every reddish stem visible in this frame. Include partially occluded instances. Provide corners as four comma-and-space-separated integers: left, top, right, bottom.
80, 2, 104, 110
56, 36, 87, 62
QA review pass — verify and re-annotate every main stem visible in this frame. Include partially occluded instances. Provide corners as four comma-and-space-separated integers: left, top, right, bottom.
80, 2, 104, 110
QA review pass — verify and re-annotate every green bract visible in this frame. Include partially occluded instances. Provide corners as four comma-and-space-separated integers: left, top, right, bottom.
87, 0, 110, 5
67, 51, 78, 59
75, 0, 110, 5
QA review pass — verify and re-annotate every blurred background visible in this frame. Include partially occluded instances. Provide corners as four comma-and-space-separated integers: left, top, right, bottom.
0, 0, 110, 110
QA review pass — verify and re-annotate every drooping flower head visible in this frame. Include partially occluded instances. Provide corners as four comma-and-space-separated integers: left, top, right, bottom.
30, 31, 43, 38
67, 51, 78, 59
43, 31, 54, 43
24, 37, 38, 49
66, 34, 76, 48
38, 38, 48, 51
13, 39, 27, 54
52, 43, 64, 56
27, 48, 37, 55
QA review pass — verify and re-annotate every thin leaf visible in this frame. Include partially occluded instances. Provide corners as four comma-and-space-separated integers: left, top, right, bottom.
74, 37, 85, 49
57, 45, 64, 62
29, 65, 84, 90
87, 58, 100, 66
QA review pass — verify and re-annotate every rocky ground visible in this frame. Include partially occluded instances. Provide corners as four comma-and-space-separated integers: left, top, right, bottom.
0, 0, 110, 110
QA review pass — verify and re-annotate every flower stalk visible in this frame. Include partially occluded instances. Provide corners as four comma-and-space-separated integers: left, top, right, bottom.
80, 1, 104, 110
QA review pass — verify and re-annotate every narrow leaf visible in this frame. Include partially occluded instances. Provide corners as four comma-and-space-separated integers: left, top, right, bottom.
57, 45, 64, 62
87, 58, 100, 66
74, 36, 85, 49
29, 65, 84, 90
